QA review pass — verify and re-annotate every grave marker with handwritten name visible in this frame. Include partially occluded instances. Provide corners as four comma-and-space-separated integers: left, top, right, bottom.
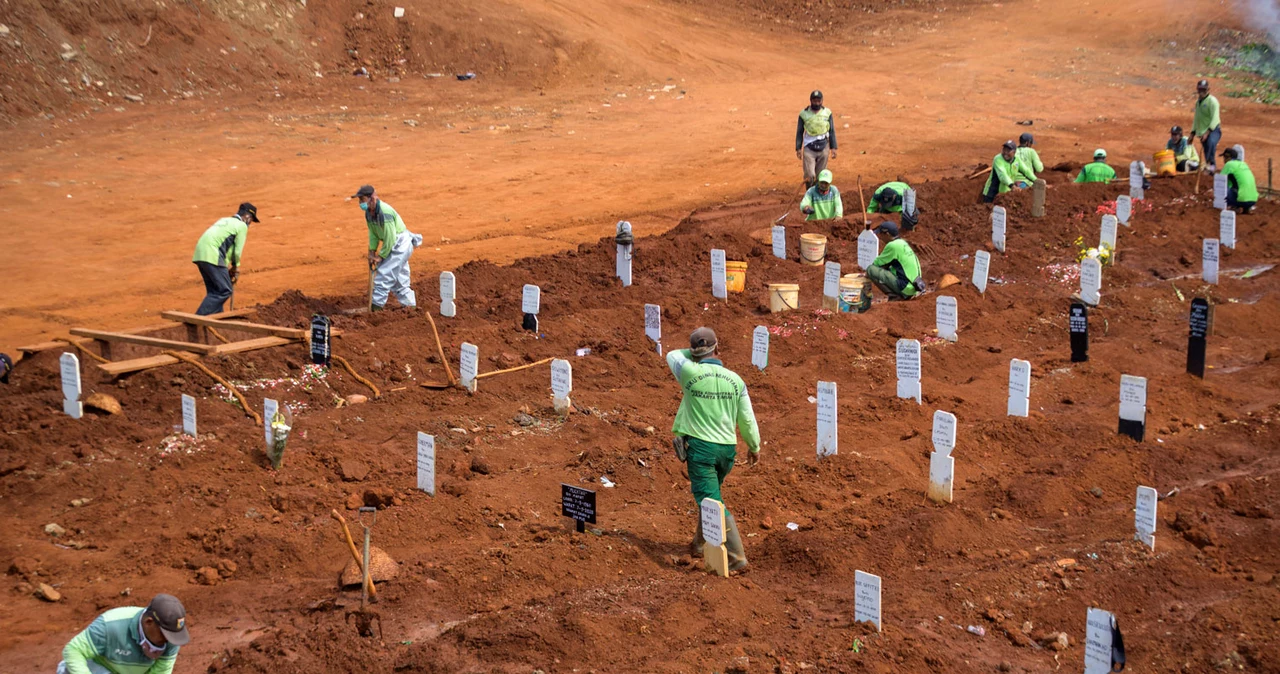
935, 296, 958, 342
59, 352, 82, 419
751, 326, 769, 370
1118, 375, 1147, 442
711, 249, 727, 299
896, 339, 922, 404
439, 272, 457, 317
1186, 298, 1210, 378
816, 381, 837, 457
181, 394, 197, 437
417, 432, 436, 496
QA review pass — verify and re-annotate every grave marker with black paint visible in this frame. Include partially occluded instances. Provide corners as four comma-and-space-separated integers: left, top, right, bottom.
1186, 298, 1209, 378
1069, 303, 1089, 362
561, 483, 597, 533
310, 314, 331, 367
1118, 374, 1147, 442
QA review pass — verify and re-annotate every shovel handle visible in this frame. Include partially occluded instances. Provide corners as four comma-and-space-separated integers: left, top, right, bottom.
330, 509, 378, 600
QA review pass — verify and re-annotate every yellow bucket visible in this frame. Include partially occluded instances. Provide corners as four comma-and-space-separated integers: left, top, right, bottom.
725, 261, 748, 293
1154, 149, 1176, 177
799, 233, 827, 266
768, 283, 800, 313
839, 274, 871, 313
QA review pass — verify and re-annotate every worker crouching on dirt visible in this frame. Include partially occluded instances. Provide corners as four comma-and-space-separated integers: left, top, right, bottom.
868, 180, 919, 230
668, 327, 760, 572
1168, 126, 1200, 172
982, 141, 1027, 203
867, 222, 924, 301
1015, 133, 1044, 185
192, 202, 258, 316
800, 169, 843, 221
354, 185, 423, 311
1220, 148, 1258, 214
795, 90, 837, 187
58, 593, 190, 674
1074, 149, 1116, 184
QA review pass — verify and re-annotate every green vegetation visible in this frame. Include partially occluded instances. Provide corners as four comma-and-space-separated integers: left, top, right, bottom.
1205, 43, 1280, 106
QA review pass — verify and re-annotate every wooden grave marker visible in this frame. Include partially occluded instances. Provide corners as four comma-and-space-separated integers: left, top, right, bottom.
616, 221, 633, 287
1116, 195, 1132, 226
1219, 209, 1236, 249
1084, 608, 1120, 674
1032, 179, 1046, 217
263, 398, 278, 446
771, 225, 786, 260
822, 261, 841, 311
1008, 359, 1031, 417
644, 303, 662, 354
1069, 302, 1089, 362
1100, 215, 1118, 260
1128, 161, 1144, 200
309, 314, 332, 367
1080, 257, 1102, 307
700, 497, 729, 577
1213, 173, 1228, 210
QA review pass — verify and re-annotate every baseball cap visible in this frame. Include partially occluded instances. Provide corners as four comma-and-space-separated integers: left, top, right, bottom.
1002, 140, 1016, 151
809, 90, 823, 99
875, 188, 895, 204
874, 221, 899, 237
1170, 125, 1182, 135
351, 185, 375, 199
1094, 148, 1107, 159
689, 327, 718, 358
1019, 132, 1034, 145
147, 594, 190, 646
1196, 79, 1209, 89
237, 202, 260, 223
817, 169, 833, 184
1221, 147, 1237, 159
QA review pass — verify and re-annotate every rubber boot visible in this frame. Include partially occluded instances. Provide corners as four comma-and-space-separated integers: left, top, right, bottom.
724, 512, 748, 572
689, 514, 704, 557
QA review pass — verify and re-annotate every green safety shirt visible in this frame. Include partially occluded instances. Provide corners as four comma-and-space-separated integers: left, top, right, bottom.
666, 349, 760, 452
1193, 95, 1220, 136
1015, 146, 1044, 183
800, 185, 843, 221
191, 216, 248, 267
983, 154, 1021, 196
868, 181, 909, 213
366, 201, 408, 259
1074, 161, 1116, 184
1167, 136, 1200, 166
62, 607, 180, 674
871, 238, 922, 298
1222, 159, 1259, 203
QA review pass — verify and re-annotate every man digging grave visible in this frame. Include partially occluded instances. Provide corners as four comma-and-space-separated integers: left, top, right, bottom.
982, 141, 1029, 203
866, 222, 924, 301
354, 184, 424, 311
191, 202, 258, 315
58, 593, 191, 674
1014, 133, 1044, 185
1219, 148, 1258, 215
667, 327, 760, 572
799, 169, 844, 221
867, 180, 919, 229
1074, 149, 1116, 184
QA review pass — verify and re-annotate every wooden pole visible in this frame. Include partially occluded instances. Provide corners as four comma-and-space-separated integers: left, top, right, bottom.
856, 176, 869, 227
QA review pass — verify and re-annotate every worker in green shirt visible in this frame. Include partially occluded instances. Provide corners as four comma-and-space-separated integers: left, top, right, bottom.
868, 180, 919, 229
1167, 126, 1200, 172
1074, 149, 1116, 184
58, 594, 190, 674
353, 185, 423, 311
795, 90, 838, 187
982, 141, 1027, 203
866, 222, 924, 300
667, 327, 760, 572
1189, 79, 1222, 173
1220, 148, 1258, 214
799, 169, 843, 221
1015, 133, 1044, 184
191, 203, 258, 315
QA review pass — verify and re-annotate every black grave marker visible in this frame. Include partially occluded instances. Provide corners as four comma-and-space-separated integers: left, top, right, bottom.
1187, 298, 1210, 378
561, 483, 597, 533
1069, 303, 1088, 363
310, 314, 331, 367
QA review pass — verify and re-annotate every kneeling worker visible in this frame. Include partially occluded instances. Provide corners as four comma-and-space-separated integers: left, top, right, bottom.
1220, 148, 1258, 214
800, 169, 843, 220
868, 180, 919, 229
667, 327, 760, 572
1168, 126, 1200, 172
982, 141, 1027, 203
867, 222, 924, 300
59, 593, 190, 674
1074, 149, 1116, 184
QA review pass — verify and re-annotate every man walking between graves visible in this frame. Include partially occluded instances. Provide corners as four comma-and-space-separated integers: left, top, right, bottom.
1074, 149, 1116, 184
1167, 125, 1200, 172
868, 180, 919, 229
982, 141, 1028, 203
1189, 79, 1222, 173
799, 169, 844, 221
354, 185, 423, 311
191, 202, 258, 315
667, 327, 760, 572
58, 593, 191, 674
866, 222, 924, 301
795, 90, 838, 187
1220, 148, 1258, 214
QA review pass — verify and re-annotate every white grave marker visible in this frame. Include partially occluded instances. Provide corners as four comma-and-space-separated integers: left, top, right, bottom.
459, 342, 479, 393
896, 339, 922, 404
1115, 195, 1132, 226
1084, 608, 1117, 674
1118, 374, 1147, 441
903, 188, 917, 217
927, 410, 957, 504
1202, 238, 1219, 285
616, 221, 633, 287
935, 295, 958, 342
857, 229, 880, 271
700, 498, 724, 547
1233, 143, 1245, 161
522, 284, 541, 315
751, 326, 769, 371
771, 225, 786, 260
644, 303, 661, 353
1219, 210, 1236, 249
439, 271, 457, 317
931, 410, 956, 457
710, 248, 727, 299
971, 250, 990, 294
1100, 215, 1118, 253
550, 358, 573, 414
991, 206, 1007, 253
1129, 161, 1145, 201
1135, 485, 1158, 550
181, 394, 197, 436
59, 352, 82, 419
393, 6, 405, 18
854, 570, 882, 631
416, 432, 436, 496
1007, 359, 1031, 417
1213, 173, 1228, 210
1080, 257, 1102, 306
823, 261, 841, 306
263, 398, 278, 446
816, 381, 838, 457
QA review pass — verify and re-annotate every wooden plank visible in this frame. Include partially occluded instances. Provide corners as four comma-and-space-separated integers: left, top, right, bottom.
18, 309, 256, 354
160, 311, 307, 340
99, 355, 181, 376
69, 329, 216, 355
210, 336, 296, 355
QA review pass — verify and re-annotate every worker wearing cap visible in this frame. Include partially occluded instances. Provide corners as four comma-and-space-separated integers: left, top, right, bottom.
868, 180, 920, 230
799, 169, 843, 221
1015, 133, 1044, 184
1220, 148, 1258, 214
982, 141, 1027, 202
667, 327, 760, 572
795, 90, 838, 187
1074, 149, 1116, 183
866, 222, 924, 300
1189, 79, 1222, 173
58, 593, 190, 674
191, 203, 258, 316
1167, 126, 1200, 172
353, 185, 423, 310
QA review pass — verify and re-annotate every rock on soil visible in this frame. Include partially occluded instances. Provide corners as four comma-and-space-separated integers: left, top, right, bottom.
194, 567, 220, 585
84, 392, 122, 415
339, 459, 370, 482
43, 523, 65, 537
339, 546, 399, 586
36, 583, 61, 602
362, 487, 396, 509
